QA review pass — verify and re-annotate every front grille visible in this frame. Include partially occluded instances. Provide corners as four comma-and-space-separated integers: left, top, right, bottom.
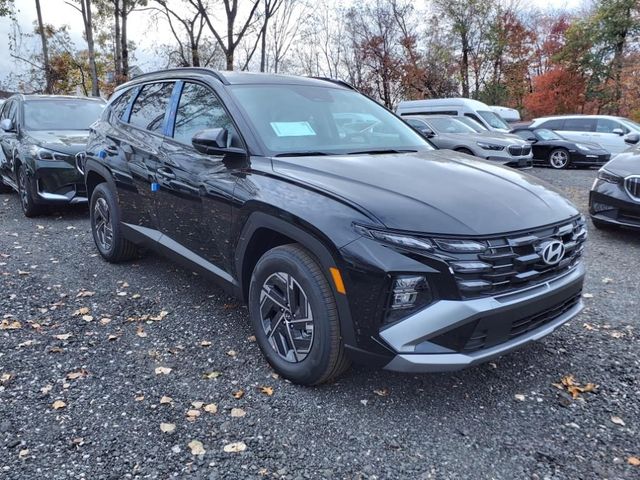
625, 176, 640, 201
433, 292, 582, 353
443, 217, 586, 299
508, 145, 532, 156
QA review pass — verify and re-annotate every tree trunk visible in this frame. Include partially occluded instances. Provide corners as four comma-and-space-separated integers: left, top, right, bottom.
35, 0, 53, 93
226, 10, 234, 70
190, 34, 200, 67
460, 33, 470, 97
260, 0, 269, 72
121, 0, 129, 79
83, 0, 100, 96
114, 0, 121, 81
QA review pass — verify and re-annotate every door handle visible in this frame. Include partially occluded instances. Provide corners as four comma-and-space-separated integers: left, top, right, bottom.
156, 167, 175, 180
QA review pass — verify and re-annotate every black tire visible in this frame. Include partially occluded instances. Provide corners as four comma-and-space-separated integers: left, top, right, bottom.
90, 182, 138, 262
548, 148, 570, 169
17, 165, 43, 217
455, 147, 475, 156
248, 244, 350, 385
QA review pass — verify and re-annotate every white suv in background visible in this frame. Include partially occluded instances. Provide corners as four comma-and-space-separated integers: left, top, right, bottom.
529, 115, 640, 155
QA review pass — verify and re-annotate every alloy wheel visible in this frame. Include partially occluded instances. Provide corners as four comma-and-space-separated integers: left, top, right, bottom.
549, 150, 569, 169
18, 168, 29, 210
259, 272, 314, 363
93, 197, 114, 252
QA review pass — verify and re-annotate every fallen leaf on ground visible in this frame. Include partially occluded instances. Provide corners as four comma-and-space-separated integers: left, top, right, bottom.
76, 291, 95, 298
0, 319, 21, 330
552, 375, 598, 399
204, 403, 218, 413
259, 386, 274, 396
132, 293, 141, 299
160, 395, 173, 404
186, 409, 201, 419
99, 318, 111, 325
582, 293, 594, 299
53, 333, 72, 341
82, 315, 94, 322
226, 350, 237, 357
1, 373, 12, 384
223, 441, 247, 453
136, 326, 147, 338
155, 366, 172, 375
73, 307, 90, 316
611, 416, 625, 426
107, 333, 120, 341
191, 401, 204, 409
247, 335, 256, 342
203, 371, 221, 379
41, 384, 53, 394
134, 395, 144, 401
232, 390, 245, 399
160, 422, 176, 433
230, 408, 246, 417
19, 449, 29, 458
373, 388, 389, 397
514, 394, 526, 401
52, 400, 66, 410
602, 277, 613, 284
17, 270, 29, 275
200, 340, 212, 347
628, 457, 640, 466
150, 310, 169, 321
116, 292, 127, 297
188, 440, 205, 455
66, 369, 88, 380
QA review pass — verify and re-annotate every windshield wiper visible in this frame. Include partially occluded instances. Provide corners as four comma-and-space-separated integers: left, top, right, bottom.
347, 149, 417, 155
275, 151, 330, 157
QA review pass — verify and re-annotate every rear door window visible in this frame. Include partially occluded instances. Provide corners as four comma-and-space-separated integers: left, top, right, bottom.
171, 82, 238, 146
562, 118, 596, 132
128, 82, 174, 133
109, 88, 136, 123
538, 119, 564, 130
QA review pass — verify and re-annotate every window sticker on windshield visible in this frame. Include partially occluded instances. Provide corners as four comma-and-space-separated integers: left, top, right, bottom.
270, 121, 316, 137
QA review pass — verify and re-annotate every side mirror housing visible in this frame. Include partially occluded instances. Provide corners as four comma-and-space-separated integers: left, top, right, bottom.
418, 127, 435, 138
612, 128, 624, 136
526, 136, 537, 143
0, 118, 14, 132
191, 128, 246, 157
624, 132, 640, 145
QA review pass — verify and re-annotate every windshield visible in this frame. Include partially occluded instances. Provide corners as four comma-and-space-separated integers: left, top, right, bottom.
24, 99, 105, 130
618, 118, 640, 132
229, 84, 432, 155
427, 117, 476, 134
478, 110, 509, 130
457, 116, 487, 132
535, 128, 562, 141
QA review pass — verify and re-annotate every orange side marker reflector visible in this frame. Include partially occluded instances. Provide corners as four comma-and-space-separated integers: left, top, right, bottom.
329, 267, 346, 295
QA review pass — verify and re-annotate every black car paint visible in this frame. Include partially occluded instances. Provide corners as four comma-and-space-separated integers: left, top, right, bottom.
0, 96, 105, 204
589, 151, 640, 230
83, 68, 585, 367
511, 128, 610, 167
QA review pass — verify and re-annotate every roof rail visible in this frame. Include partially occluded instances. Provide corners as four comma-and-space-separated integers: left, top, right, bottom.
114, 67, 229, 91
311, 77, 357, 91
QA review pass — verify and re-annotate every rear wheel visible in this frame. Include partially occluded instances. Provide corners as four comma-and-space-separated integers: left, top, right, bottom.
90, 183, 138, 262
17, 166, 43, 217
549, 149, 570, 169
248, 244, 350, 385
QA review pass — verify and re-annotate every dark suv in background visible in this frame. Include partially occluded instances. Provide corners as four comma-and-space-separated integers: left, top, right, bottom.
82, 68, 586, 385
0, 95, 105, 216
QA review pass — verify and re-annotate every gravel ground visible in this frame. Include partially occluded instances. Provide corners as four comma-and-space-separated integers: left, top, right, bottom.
0, 167, 638, 480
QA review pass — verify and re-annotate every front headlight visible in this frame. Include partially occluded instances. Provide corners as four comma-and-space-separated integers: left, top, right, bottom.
28, 145, 69, 161
476, 141, 504, 151
575, 143, 593, 151
354, 224, 434, 251
597, 168, 622, 184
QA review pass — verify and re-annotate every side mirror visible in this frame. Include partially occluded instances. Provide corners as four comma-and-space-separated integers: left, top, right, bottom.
191, 128, 246, 157
0, 118, 14, 132
624, 133, 640, 145
526, 136, 537, 143
418, 127, 435, 138
612, 128, 624, 136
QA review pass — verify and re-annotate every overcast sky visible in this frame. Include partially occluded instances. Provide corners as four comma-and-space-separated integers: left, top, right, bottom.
0, 0, 589, 88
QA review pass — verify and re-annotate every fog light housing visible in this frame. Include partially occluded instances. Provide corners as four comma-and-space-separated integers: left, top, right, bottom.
384, 275, 433, 324
591, 201, 615, 214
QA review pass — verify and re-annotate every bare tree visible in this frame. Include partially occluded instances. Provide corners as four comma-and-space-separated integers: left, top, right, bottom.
191, 0, 261, 70
150, 0, 205, 66
266, 0, 304, 72
35, 0, 53, 93
66, 0, 100, 96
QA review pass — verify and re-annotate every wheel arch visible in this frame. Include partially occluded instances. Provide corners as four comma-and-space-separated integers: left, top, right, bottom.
84, 159, 117, 201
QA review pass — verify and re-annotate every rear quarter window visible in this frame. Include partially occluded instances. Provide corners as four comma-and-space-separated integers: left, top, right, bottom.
538, 119, 564, 130
128, 82, 174, 133
108, 88, 135, 123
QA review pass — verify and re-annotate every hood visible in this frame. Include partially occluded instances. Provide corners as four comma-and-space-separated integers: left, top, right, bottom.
439, 131, 526, 146
270, 150, 578, 236
26, 130, 90, 155
604, 150, 640, 177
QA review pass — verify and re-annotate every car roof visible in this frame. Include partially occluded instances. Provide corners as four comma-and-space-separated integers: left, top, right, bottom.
114, 67, 351, 92
15, 94, 105, 103
397, 97, 491, 110
533, 114, 623, 122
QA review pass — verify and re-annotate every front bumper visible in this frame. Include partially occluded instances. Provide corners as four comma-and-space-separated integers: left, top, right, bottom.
33, 159, 87, 204
570, 151, 610, 167
590, 187, 640, 230
486, 154, 533, 169
381, 263, 585, 372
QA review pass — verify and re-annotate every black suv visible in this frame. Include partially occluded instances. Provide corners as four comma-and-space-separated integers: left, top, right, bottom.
0, 94, 106, 216
82, 68, 586, 385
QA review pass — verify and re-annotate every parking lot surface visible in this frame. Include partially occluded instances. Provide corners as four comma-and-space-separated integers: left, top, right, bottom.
0, 167, 638, 480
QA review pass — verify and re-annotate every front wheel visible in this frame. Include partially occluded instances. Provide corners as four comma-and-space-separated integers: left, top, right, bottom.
248, 244, 350, 385
17, 166, 43, 217
90, 183, 138, 262
549, 149, 570, 169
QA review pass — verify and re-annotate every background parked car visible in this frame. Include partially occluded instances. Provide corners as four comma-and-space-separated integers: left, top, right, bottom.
589, 151, 640, 230
0, 94, 105, 216
490, 105, 521, 123
397, 98, 511, 132
511, 127, 610, 169
528, 115, 640, 155
405, 115, 532, 168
